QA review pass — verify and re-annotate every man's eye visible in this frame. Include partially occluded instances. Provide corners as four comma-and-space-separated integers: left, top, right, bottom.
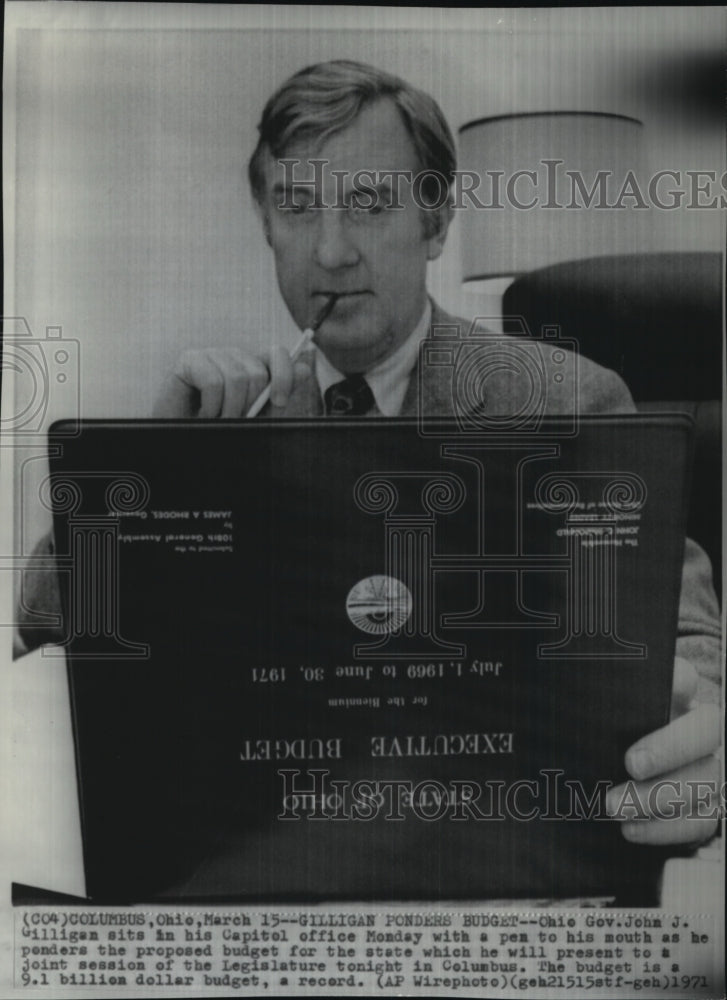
288, 195, 315, 213
276, 190, 317, 214
349, 196, 383, 215
276, 201, 314, 219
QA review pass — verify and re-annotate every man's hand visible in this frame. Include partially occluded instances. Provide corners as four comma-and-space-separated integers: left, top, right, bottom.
606, 658, 722, 845
152, 346, 313, 418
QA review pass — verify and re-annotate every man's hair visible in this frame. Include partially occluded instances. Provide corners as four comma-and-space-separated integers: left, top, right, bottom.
248, 59, 456, 235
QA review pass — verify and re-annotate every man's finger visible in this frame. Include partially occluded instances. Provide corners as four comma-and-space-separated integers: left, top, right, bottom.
219, 358, 269, 418
169, 350, 229, 418
152, 374, 198, 418
670, 656, 698, 719
293, 355, 315, 387
621, 815, 718, 846
196, 357, 226, 418
219, 382, 245, 418
607, 754, 721, 845
625, 704, 721, 780
607, 753, 720, 819
268, 345, 295, 408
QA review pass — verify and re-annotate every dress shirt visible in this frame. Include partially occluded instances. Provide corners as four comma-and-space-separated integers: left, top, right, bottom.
314, 300, 432, 416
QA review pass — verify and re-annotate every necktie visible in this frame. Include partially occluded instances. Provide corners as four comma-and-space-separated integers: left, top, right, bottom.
323, 374, 375, 416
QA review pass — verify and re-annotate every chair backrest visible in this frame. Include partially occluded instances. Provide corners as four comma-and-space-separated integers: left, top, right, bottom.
503, 252, 722, 595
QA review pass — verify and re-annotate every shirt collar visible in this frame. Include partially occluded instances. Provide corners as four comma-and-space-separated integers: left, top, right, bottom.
314, 299, 432, 417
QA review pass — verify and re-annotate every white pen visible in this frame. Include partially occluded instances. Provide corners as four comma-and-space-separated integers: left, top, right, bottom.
245, 293, 339, 417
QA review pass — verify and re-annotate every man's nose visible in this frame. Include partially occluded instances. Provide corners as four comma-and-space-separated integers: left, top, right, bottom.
312, 212, 360, 270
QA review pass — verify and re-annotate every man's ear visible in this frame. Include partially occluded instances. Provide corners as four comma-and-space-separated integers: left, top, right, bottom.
253, 199, 273, 247
425, 203, 453, 261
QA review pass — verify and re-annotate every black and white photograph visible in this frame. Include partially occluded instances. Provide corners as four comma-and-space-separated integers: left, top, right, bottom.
1, 4, 724, 997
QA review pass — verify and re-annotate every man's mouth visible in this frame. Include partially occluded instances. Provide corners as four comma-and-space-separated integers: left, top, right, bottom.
312, 291, 369, 322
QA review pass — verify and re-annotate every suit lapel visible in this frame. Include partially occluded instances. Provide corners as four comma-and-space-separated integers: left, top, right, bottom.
399, 301, 467, 418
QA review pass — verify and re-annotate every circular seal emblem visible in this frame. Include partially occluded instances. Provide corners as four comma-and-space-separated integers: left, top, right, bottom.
346, 575, 413, 634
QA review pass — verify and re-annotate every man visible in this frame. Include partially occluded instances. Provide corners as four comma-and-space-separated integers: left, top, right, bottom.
35, 61, 726, 850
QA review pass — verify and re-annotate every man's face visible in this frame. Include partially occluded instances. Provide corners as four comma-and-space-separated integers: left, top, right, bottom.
258, 99, 450, 372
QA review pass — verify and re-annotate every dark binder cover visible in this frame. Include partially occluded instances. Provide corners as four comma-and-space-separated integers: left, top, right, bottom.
49, 415, 692, 902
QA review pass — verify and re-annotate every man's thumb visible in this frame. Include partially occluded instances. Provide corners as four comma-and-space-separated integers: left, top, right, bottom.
292, 352, 315, 386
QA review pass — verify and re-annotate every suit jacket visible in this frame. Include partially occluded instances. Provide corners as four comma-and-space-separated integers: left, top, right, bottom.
268, 300, 636, 420
263, 298, 721, 698
18, 302, 721, 698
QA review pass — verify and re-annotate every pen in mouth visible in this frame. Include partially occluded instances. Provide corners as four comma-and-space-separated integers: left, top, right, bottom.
245, 293, 339, 418
311, 293, 339, 334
